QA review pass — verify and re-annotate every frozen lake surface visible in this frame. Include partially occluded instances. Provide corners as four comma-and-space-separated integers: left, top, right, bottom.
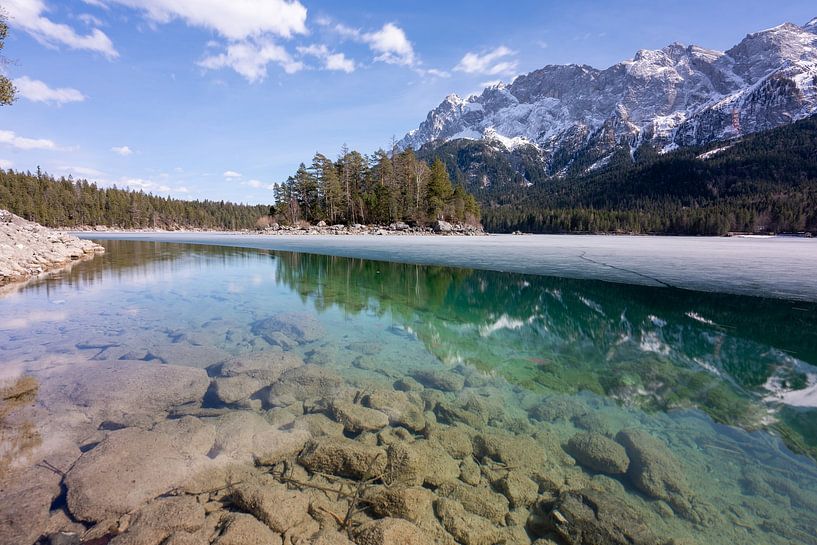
82, 233, 817, 302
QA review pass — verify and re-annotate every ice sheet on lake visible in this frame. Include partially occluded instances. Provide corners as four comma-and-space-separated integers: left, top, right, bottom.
80, 233, 817, 302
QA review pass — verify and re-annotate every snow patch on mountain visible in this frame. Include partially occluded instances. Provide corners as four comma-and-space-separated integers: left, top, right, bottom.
399, 17, 817, 178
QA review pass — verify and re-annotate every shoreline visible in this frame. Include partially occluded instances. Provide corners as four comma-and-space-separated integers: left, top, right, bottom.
0, 210, 105, 288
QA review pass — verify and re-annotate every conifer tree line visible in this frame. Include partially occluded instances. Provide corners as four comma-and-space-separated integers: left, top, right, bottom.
270, 146, 481, 226
0, 169, 271, 230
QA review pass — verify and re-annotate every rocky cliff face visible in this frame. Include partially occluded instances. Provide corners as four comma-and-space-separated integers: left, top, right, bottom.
400, 18, 817, 178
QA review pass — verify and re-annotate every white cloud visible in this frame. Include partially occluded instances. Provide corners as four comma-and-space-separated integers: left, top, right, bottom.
297, 44, 355, 73
363, 23, 415, 66
200, 40, 303, 82
0, 159, 13, 169
4, 0, 118, 58
246, 179, 275, 190
13, 76, 86, 105
111, 145, 133, 156
0, 129, 57, 151
59, 165, 104, 178
223, 170, 242, 179
116, 177, 187, 194
425, 68, 450, 78
455, 46, 518, 76
104, 0, 307, 41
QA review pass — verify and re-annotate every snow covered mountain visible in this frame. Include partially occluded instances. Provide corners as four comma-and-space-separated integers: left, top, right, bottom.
400, 17, 817, 178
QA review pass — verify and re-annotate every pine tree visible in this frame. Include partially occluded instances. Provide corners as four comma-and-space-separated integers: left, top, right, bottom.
0, 10, 14, 106
426, 159, 453, 220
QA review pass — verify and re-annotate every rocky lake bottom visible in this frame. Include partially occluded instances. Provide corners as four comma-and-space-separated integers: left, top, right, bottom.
1, 240, 816, 545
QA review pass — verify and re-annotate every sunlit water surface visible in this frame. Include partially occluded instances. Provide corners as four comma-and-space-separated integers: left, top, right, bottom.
2, 240, 817, 545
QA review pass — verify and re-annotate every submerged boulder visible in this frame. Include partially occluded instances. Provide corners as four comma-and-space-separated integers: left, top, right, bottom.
299, 437, 387, 479
410, 369, 464, 392
434, 498, 502, 545
354, 518, 430, 545
231, 483, 312, 534
566, 432, 629, 475
615, 429, 702, 522
109, 495, 205, 545
252, 313, 324, 345
214, 513, 283, 545
268, 366, 343, 403
65, 417, 215, 522
329, 400, 390, 433
545, 489, 660, 545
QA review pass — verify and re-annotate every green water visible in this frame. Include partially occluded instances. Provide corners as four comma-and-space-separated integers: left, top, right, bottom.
2, 240, 816, 544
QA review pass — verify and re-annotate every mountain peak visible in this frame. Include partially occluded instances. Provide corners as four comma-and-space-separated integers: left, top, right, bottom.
399, 17, 817, 164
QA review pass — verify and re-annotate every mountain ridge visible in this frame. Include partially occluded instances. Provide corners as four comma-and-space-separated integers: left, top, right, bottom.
400, 17, 817, 182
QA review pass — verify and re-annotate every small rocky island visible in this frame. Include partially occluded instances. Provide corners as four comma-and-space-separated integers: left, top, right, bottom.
0, 210, 104, 285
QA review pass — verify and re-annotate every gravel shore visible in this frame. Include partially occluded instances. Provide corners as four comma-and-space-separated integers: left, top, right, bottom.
0, 210, 104, 285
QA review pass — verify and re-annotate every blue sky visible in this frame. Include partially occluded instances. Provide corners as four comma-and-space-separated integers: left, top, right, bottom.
1, 0, 815, 204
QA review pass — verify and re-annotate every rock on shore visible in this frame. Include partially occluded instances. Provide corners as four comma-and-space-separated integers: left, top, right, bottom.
0, 210, 104, 285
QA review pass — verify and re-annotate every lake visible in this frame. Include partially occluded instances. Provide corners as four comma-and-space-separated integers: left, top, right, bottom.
1, 236, 816, 545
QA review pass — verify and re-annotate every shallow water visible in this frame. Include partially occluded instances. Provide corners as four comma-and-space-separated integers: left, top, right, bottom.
2, 240, 817, 544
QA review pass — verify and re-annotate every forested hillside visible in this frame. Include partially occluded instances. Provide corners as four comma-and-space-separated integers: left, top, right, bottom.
423, 115, 817, 235
0, 169, 271, 230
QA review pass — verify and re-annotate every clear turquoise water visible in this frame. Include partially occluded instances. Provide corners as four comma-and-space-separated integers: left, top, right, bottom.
2, 240, 817, 544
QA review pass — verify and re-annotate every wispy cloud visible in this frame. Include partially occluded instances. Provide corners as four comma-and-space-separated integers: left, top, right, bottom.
0, 159, 13, 169
245, 179, 275, 190
13, 76, 86, 105
297, 44, 355, 73
102, 0, 307, 41
4, 0, 118, 58
455, 46, 518, 76
111, 145, 133, 156
0, 129, 58, 151
223, 170, 242, 179
199, 39, 303, 82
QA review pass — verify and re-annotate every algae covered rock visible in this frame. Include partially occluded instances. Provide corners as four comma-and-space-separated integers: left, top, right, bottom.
566, 432, 630, 475
545, 489, 660, 545
268, 366, 343, 402
231, 482, 311, 533
365, 486, 436, 523
354, 517, 431, 545
410, 369, 465, 392
329, 400, 390, 433
496, 471, 540, 508
436, 482, 509, 524
214, 513, 283, 545
434, 498, 503, 545
363, 390, 426, 432
615, 429, 702, 521
299, 437, 387, 479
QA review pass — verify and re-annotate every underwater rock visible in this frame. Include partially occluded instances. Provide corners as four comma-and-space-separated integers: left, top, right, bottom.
353, 518, 430, 545
211, 375, 267, 405
42, 361, 210, 429
310, 530, 356, 545
365, 486, 436, 523
566, 432, 630, 475
545, 489, 660, 545
231, 482, 312, 534
497, 472, 540, 509
434, 498, 503, 545
473, 431, 547, 473
393, 376, 424, 393
268, 366, 343, 403
299, 437, 387, 479
0, 463, 65, 545
291, 413, 345, 437
436, 482, 509, 525
615, 429, 702, 521
427, 425, 475, 460
571, 412, 616, 437
434, 401, 485, 428
252, 312, 324, 345
211, 411, 310, 465
410, 369, 465, 393
363, 390, 427, 432
386, 442, 427, 486
414, 440, 461, 488
529, 397, 588, 423
109, 495, 205, 545
213, 513, 283, 545
329, 400, 390, 433
214, 348, 304, 383
459, 457, 481, 486
65, 417, 216, 522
